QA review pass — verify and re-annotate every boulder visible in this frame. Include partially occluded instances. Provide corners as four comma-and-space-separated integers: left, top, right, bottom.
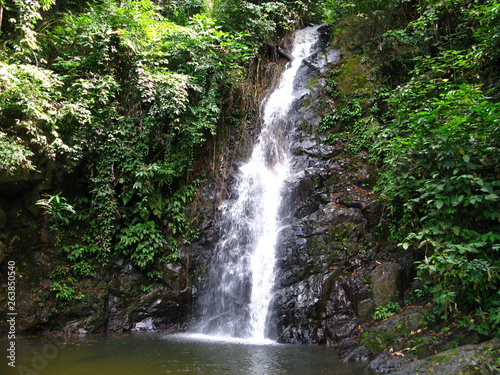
361, 307, 425, 353
366, 338, 500, 375
403, 338, 500, 375
370, 262, 403, 307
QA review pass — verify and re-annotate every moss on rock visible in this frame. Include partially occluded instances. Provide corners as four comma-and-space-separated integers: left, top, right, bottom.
361, 307, 425, 353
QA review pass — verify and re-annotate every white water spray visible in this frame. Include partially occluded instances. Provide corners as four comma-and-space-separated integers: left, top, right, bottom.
197, 26, 322, 341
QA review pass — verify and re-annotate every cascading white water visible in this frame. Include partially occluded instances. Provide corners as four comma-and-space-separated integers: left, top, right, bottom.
197, 26, 322, 341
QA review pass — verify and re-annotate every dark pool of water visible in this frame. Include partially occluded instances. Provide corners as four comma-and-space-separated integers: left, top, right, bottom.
1, 332, 367, 374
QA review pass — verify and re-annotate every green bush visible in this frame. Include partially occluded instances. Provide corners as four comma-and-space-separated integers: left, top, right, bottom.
1, 0, 270, 290
373, 301, 400, 321
377, 71, 500, 336
0, 62, 78, 173
31, 0, 251, 263
117, 221, 168, 269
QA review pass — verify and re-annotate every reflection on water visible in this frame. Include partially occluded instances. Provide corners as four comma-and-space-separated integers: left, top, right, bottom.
0, 333, 366, 374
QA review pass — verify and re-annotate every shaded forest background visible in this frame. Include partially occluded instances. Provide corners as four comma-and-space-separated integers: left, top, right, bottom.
0, 0, 498, 338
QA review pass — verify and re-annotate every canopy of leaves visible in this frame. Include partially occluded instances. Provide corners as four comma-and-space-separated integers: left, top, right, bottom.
1, 0, 294, 275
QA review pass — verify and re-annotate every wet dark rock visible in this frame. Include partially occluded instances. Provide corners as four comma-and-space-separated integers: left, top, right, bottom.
0, 203, 7, 229
337, 338, 372, 362
0, 248, 191, 334
270, 264, 371, 344
107, 294, 132, 332
263, 38, 410, 344
357, 298, 376, 321
101, 264, 191, 333
189, 30, 386, 346
401, 338, 500, 375
365, 352, 409, 374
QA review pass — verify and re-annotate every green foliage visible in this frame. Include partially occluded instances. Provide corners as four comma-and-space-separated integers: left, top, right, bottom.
49, 281, 76, 302
322, 0, 400, 24
320, 98, 363, 131
212, 0, 300, 42
1, 0, 267, 295
321, 98, 378, 153
36, 193, 76, 228
373, 300, 400, 321
24, 0, 251, 270
48, 266, 79, 302
370, 0, 500, 336
317, 0, 500, 337
0, 62, 78, 173
9, 0, 56, 53
378, 82, 499, 332
319, 83, 378, 154
0, 132, 33, 173
161, 0, 205, 25
62, 244, 100, 275
117, 221, 167, 269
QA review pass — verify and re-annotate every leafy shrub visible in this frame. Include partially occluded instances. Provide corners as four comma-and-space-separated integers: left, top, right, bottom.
322, 0, 500, 337
373, 300, 400, 321
48, 266, 79, 302
212, 0, 297, 42
0, 62, 78, 173
36, 193, 76, 228
32, 0, 249, 265
161, 0, 205, 25
377, 79, 500, 335
117, 221, 168, 269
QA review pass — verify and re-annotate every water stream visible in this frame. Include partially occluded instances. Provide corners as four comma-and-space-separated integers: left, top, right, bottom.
196, 26, 323, 340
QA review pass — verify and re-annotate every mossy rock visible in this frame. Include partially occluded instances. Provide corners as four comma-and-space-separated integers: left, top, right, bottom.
330, 15, 382, 54
405, 338, 500, 375
335, 54, 371, 95
361, 307, 425, 353
370, 262, 403, 306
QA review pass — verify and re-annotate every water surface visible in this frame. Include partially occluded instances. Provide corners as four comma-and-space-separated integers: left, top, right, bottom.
1, 333, 366, 374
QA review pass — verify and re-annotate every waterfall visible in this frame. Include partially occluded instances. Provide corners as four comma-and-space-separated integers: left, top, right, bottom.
196, 26, 323, 341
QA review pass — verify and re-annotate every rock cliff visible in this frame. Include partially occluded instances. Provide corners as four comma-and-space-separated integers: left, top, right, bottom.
189, 24, 413, 347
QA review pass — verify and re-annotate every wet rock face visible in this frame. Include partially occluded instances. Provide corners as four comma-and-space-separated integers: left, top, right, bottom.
269, 268, 370, 345
77, 261, 191, 333
370, 262, 404, 306
7, 258, 191, 334
265, 39, 384, 344
360, 307, 425, 354
190, 26, 395, 345
188, 26, 416, 347
106, 281, 191, 333
0, 160, 59, 333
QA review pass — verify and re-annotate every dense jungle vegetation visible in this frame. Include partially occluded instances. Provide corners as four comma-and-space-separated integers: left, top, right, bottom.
0, 0, 498, 337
